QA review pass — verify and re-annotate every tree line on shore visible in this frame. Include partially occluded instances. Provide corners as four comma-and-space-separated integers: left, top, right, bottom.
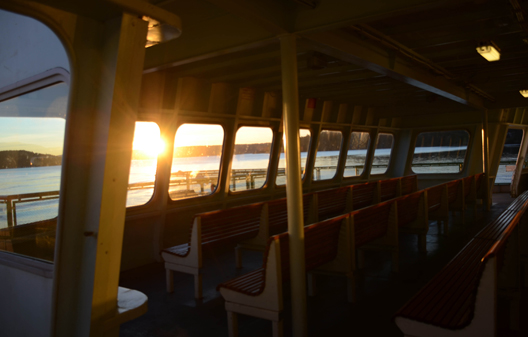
0, 150, 62, 169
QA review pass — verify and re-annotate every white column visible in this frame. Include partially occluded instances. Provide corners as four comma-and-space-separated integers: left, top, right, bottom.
52, 13, 148, 337
280, 34, 307, 337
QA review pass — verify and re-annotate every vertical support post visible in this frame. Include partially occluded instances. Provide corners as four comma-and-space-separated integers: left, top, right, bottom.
6, 198, 13, 228
52, 13, 148, 337
280, 34, 307, 337
482, 110, 491, 210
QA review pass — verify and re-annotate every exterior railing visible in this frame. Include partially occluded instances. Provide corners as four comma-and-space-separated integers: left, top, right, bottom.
0, 191, 60, 227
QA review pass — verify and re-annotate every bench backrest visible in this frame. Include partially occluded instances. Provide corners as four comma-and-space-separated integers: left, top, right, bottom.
350, 201, 394, 248
272, 215, 345, 282
351, 181, 378, 210
198, 203, 264, 247
380, 178, 399, 202
267, 194, 314, 234
426, 184, 444, 212
462, 175, 473, 197
317, 186, 350, 221
400, 175, 418, 196
446, 180, 460, 204
396, 191, 423, 227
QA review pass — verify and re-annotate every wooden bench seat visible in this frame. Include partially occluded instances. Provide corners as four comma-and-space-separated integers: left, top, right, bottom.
380, 177, 400, 202
162, 202, 265, 299
396, 191, 429, 252
351, 181, 379, 210
354, 200, 399, 274
394, 190, 528, 337
315, 186, 352, 221
218, 215, 350, 337
401, 174, 418, 196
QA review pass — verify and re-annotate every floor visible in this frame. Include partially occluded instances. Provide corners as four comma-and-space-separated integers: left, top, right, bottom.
119, 193, 525, 337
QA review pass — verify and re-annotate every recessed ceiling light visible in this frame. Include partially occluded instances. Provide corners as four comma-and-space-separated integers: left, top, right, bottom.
520, 90, 528, 98
476, 41, 501, 62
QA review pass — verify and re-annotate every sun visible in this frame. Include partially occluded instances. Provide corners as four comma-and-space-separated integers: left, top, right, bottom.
132, 122, 165, 158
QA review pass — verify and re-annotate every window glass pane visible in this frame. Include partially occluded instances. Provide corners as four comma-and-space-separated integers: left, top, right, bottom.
127, 122, 162, 207
0, 83, 68, 262
344, 131, 370, 177
276, 129, 311, 186
497, 129, 522, 184
170, 124, 224, 200
314, 130, 342, 181
411, 131, 470, 174
371, 133, 394, 175
231, 127, 273, 191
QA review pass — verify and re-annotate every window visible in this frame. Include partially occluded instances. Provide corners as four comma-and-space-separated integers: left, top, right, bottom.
371, 133, 394, 175
276, 129, 311, 186
497, 128, 522, 184
344, 131, 370, 177
0, 83, 68, 261
126, 122, 162, 207
231, 126, 273, 191
314, 130, 342, 181
169, 124, 224, 200
411, 130, 470, 174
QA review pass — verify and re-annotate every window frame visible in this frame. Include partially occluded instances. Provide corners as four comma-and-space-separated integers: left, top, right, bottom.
313, 128, 344, 182
166, 122, 227, 202
229, 124, 275, 193
410, 129, 471, 175
370, 131, 395, 176
343, 130, 372, 178
275, 127, 313, 187
0, 68, 70, 263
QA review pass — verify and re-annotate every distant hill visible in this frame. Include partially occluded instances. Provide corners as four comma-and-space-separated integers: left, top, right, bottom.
0, 150, 62, 169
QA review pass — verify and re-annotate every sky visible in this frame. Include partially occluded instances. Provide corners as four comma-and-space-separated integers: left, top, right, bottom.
0, 83, 68, 155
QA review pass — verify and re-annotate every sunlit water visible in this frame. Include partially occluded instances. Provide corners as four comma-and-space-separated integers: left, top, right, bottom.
0, 147, 515, 227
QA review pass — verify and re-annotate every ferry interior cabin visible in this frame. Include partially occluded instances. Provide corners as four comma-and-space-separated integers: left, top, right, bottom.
3, 0, 528, 336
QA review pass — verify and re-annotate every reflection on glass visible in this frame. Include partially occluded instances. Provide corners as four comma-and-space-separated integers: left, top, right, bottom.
127, 122, 162, 207
411, 130, 470, 174
170, 124, 224, 200
314, 130, 342, 181
344, 131, 370, 177
0, 83, 68, 262
230, 127, 273, 191
496, 129, 522, 184
371, 133, 394, 175
276, 129, 311, 186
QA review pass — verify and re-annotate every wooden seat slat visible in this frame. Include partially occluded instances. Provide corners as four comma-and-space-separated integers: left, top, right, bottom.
352, 182, 377, 210
446, 180, 460, 204
426, 184, 444, 212
352, 202, 392, 248
380, 178, 399, 201
396, 192, 422, 227
401, 175, 418, 195
317, 186, 349, 220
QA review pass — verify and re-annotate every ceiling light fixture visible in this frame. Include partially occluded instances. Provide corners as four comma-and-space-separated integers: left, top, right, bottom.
476, 41, 501, 62
520, 90, 528, 98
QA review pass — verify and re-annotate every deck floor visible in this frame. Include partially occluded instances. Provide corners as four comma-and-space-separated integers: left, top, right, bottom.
119, 193, 527, 337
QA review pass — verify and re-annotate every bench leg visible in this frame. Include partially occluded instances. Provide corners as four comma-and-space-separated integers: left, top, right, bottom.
166, 269, 174, 293
272, 318, 283, 337
235, 246, 243, 269
227, 311, 238, 337
194, 273, 203, 299
307, 273, 316, 297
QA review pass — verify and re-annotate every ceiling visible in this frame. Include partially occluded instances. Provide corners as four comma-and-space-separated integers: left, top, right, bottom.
145, 0, 528, 115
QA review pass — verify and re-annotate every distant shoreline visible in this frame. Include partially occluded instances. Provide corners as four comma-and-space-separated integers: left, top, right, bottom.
0, 150, 62, 169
